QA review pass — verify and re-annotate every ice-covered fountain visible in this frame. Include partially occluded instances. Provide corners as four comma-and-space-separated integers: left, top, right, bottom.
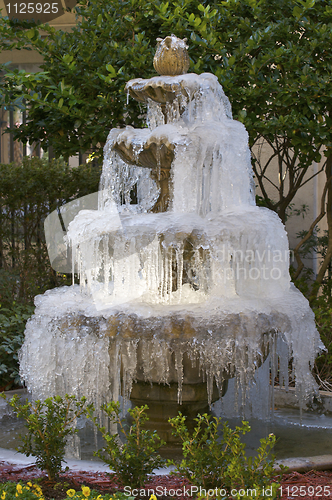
19, 35, 323, 442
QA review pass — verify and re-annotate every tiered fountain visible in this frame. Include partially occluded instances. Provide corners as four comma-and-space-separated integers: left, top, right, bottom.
20, 35, 322, 443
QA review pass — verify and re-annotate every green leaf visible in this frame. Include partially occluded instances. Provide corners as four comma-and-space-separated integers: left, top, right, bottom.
26, 30, 35, 40
293, 5, 303, 17
106, 64, 117, 77
63, 54, 74, 64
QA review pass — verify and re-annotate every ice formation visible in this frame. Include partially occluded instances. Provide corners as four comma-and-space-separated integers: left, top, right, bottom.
20, 43, 323, 417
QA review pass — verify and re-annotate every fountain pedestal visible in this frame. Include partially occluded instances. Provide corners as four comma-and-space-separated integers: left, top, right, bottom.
130, 380, 222, 448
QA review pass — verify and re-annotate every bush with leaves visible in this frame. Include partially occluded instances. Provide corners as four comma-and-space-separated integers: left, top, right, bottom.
0, 300, 34, 390
0, 393, 90, 481
0, 157, 101, 303
312, 292, 332, 391
86, 402, 165, 488
0, 157, 101, 388
168, 413, 281, 500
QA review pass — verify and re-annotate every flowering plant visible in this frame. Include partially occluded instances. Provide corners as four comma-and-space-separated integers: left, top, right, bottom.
0, 484, 134, 500
64, 489, 133, 500
0, 482, 44, 500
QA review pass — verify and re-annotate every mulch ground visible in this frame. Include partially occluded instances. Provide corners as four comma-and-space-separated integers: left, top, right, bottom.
1, 462, 332, 500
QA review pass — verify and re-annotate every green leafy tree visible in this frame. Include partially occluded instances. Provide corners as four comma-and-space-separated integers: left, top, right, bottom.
0, 0, 330, 190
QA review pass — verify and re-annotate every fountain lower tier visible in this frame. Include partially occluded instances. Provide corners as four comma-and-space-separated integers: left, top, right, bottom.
20, 284, 322, 425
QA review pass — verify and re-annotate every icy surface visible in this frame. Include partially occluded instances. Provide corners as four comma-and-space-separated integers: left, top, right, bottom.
20, 71, 323, 416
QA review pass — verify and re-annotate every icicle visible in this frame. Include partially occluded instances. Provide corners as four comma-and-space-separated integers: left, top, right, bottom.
174, 346, 183, 404
176, 243, 183, 302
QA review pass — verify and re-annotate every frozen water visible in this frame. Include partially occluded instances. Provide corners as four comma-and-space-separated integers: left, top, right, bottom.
20, 70, 323, 417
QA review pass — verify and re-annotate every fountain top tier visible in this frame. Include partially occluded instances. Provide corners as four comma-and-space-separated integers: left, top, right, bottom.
100, 73, 255, 216
95, 35, 254, 216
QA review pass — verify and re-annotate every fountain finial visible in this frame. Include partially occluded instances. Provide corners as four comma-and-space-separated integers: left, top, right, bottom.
153, 34, 190, 76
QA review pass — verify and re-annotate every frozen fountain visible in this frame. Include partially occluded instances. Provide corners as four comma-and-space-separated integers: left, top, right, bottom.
19, 35, 323, 443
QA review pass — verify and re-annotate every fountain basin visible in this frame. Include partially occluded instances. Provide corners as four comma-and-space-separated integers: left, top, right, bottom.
20, 283, 320, 419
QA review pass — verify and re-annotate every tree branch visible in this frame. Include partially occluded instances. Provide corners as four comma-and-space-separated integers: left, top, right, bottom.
309, 151, 332, 303
293, 174, 331, 281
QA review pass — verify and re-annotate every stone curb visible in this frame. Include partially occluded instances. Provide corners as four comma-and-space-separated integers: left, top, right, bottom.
274, 387, 332, 413
275, 455, 332, 473
0, 447, 174, 475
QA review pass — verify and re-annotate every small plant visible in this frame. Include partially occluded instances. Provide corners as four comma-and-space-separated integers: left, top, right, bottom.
168, 413, 281, 500
0, 483, 134, 500
65, 487, 134, 500
0, 300, 34, 390
86, 401, 166, 488
0, 393, 90, 481
0, 482, 44, 500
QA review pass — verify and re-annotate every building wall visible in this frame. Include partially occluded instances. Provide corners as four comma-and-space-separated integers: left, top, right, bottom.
0, 1, 78, 164
253, 141, 327, 275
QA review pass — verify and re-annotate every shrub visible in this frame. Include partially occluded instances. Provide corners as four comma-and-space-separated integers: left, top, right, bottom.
168, 413, 281, 500
0, 394, 90, 481
0, 157, 101, 303
86, 402, 165, 489
0, 157, 101, 389
312, 293, 332, 390
0, 299, 34, 390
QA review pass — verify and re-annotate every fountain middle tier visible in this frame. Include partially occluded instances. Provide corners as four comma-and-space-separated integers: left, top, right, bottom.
67, 205, 290, 304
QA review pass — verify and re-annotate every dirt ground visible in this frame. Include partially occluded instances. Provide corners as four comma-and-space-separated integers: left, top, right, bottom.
1, 461, 332, 500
